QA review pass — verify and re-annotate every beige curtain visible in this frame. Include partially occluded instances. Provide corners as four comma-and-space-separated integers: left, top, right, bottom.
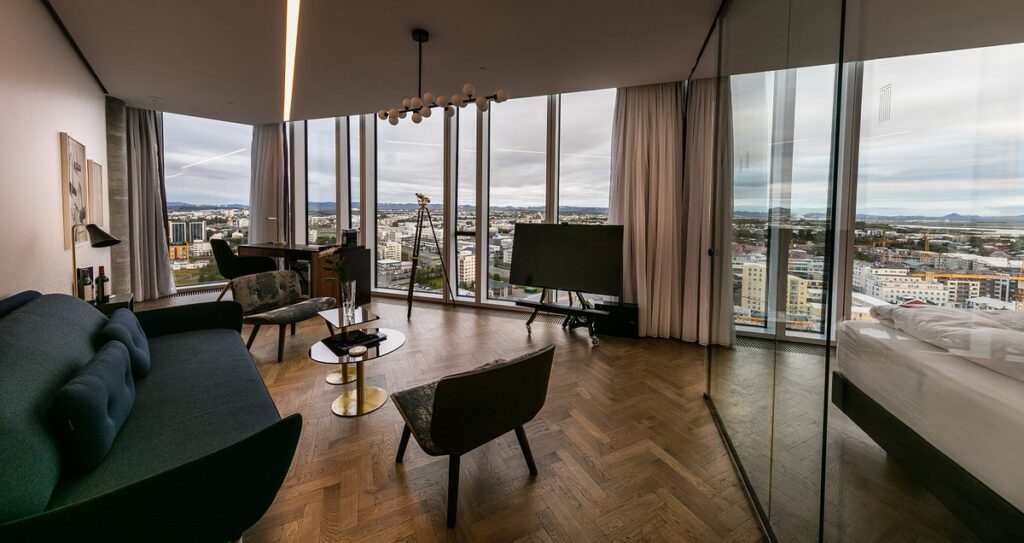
709, 78, 734, 347
126, 108, 176, 301
249, 124, 289, 244
609, 79, 730, 344
681, 79, 717, 344
610, 82, 685, 338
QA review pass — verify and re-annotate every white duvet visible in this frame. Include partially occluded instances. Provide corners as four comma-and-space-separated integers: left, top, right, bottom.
869, 305, 1024, 383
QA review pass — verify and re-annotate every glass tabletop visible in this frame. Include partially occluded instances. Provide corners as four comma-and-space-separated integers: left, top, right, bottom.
318, 306, 379, 330
309, 327, 405, 365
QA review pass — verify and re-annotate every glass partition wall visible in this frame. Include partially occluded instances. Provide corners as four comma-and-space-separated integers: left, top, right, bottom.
707, 0, 844, 541
824, 40, 1024, 543
707, 1, 1024, 541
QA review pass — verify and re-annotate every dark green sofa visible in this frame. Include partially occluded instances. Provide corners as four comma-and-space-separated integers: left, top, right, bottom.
0, 292, 301, 542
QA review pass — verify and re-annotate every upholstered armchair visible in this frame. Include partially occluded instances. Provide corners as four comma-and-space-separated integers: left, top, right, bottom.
391, 344, 556, 527
211, 239, 277, 301
231, 270, 336, 362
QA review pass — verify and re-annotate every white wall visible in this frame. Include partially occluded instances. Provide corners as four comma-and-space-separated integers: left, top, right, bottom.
0, 0, 109, 297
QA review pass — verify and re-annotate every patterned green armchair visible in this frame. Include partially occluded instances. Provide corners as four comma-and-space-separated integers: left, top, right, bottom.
231, 270, 336, 362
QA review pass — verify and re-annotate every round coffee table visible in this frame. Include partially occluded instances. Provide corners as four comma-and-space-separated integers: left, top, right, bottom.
308, 327, 405, 417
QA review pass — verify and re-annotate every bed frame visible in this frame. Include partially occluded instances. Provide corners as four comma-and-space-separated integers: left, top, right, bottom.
831, 371, 1024, 542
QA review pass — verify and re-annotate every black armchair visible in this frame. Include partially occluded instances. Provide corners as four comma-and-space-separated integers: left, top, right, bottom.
391, 344, 555, 527
211, 239, 277, 301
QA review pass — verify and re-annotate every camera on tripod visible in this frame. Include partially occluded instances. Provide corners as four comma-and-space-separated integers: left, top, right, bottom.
416, 192, 431, 205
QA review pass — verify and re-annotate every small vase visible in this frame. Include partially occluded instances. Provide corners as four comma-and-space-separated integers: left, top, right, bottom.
341, 280, 357, 321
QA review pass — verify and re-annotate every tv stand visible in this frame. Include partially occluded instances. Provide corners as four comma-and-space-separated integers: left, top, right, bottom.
515, 289, 609, 346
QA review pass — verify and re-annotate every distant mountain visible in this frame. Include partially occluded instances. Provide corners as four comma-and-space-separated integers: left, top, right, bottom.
374, 203, 608, 213
167, 201, 248, 211
734, 209, 1024, 225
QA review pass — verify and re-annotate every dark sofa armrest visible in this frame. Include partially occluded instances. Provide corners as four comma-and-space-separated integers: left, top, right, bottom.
0, 413, 302, 543
135, 301, 243, 338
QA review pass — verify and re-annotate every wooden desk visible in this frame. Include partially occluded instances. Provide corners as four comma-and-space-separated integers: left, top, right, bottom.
237, 243, 370, 304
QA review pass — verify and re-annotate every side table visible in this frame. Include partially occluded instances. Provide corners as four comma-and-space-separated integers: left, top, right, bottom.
93, 293, 135, 316
317, 307, 379, 385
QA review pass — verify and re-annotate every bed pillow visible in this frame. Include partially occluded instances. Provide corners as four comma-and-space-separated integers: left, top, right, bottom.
98, 308, 150, 379
48, 341, 135, 473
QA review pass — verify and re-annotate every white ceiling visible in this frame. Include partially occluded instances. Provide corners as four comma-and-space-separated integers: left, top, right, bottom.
49, 0, 719, 125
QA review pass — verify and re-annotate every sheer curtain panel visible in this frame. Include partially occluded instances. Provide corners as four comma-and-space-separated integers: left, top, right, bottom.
249, 124, 290, 245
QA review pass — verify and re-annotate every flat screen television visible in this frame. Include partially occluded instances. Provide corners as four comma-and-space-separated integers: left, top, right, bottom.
508, 224, 623, 296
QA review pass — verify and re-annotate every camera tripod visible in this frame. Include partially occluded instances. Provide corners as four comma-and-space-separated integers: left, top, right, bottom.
406, 192, 456, 318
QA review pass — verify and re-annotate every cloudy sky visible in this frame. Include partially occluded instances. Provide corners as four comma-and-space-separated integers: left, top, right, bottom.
166, 41, 1023, 219
732, 42, 1024, 217
163, 113, 251, 205
163, 89, 614, 209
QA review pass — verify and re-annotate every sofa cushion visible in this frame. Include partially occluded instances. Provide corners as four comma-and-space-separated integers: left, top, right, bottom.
49, 342, 135, 474
98, 309, 151, 379
0, 294, 108, 524
0, 290, 41, 320
47, 328, 281, 508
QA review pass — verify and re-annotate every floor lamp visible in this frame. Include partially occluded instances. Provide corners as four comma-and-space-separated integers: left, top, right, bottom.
70, 223, 121, 295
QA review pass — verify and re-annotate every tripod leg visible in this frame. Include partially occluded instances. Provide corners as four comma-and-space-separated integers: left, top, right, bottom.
407, 206, 424, 320
423, 209, 456, 307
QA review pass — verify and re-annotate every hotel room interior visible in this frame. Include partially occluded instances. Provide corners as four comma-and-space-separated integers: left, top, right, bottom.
1, 0, 1022, 541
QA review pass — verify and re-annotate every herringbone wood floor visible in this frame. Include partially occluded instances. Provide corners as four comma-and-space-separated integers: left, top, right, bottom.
232, 298, 762, 542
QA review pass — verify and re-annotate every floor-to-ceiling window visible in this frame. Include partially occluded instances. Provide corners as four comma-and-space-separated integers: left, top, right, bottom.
558, 89, 615, 224
349, 118, 360, 231
163, 112, 252, 286
375, 112, 445, 292
352, 91, 616, 304
455, 108, 478, 298
307, 117, 337, 244
487, 96, 548, 301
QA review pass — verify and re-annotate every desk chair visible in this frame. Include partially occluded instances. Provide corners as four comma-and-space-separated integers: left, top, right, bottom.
211, 239, 277, 301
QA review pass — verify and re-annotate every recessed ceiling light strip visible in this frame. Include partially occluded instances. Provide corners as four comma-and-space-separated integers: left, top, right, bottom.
283, 0, 301, 121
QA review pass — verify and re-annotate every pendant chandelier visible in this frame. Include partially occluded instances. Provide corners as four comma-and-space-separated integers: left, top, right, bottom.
376, 28, 508, 125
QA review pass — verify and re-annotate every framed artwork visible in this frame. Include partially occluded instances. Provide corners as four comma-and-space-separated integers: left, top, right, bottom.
87, 160, 104, 227
60, 132, 88, 248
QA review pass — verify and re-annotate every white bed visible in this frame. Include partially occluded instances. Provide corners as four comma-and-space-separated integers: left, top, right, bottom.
836, 320, 1024, 511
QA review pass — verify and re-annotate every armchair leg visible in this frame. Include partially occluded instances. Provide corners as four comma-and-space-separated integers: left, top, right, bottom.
447, 455, 460, 528
245, 324, 262, 349
216, 283, 231, 302
290, 322, 296, 336
396, 425, 411, 463
515, 426, 539, 476
277, 325, 286, 362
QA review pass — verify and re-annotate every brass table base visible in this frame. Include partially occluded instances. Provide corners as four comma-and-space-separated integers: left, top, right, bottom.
325, 367, 358, 385
332, 386, 388, 417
